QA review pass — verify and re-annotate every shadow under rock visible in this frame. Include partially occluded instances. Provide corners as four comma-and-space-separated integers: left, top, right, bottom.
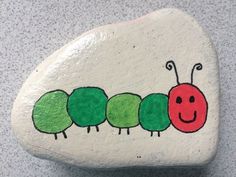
55, 162, 209, 177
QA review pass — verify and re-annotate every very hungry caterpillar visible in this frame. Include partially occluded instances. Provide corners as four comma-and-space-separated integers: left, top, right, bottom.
32, 60, 208, 139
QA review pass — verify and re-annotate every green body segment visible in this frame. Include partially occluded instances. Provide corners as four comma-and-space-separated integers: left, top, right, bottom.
67, 87, 108, 127
139, 93, 170, 131
32, 90, 73, 134
106, 93, 141, 128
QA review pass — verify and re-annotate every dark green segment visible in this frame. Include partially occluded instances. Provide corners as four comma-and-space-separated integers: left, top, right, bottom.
67, 87, 107, 127
106, 93, 141, 128
139, 93, 170, 131
32, 90, 72, 134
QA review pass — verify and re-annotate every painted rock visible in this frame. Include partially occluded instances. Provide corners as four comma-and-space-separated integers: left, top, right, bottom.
11, 8, 219, 168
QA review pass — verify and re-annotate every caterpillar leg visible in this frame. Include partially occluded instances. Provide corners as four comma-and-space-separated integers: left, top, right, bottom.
127, 128, 130, 135
54, 133, 57, 140
150, 131, 153, 137
87, 126, 91, 133
157, 131, 160, 137
118, 128, 121, 135
96, 125, 99, 132
62, 131, 67, 139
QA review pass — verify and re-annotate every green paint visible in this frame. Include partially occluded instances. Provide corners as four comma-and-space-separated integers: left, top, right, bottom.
139, 93, 170, 131
32, 90, 72, 134
106, 93, 141, 128
67, 87, 107, 127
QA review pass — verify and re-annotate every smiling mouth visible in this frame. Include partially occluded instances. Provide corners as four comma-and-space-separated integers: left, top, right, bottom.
178, 111, 197, 123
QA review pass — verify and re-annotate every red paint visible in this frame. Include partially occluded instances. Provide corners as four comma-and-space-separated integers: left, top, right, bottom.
168, 83, 208, 133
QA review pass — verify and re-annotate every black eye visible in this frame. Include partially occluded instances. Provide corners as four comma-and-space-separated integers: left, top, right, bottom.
189, 96, 195, 103
176, 96, 182, 104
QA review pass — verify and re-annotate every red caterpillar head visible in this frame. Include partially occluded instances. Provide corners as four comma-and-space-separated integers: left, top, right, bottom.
166, 60, 208, 133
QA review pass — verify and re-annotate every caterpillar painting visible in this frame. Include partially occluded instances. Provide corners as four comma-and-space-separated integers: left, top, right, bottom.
32, 60, 208, 140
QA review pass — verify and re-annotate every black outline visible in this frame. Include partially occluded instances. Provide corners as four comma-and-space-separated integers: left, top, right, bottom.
106, 92, 141, 135
138, 93, 171, 137
66, 87, 108, 133
32, 89, 73, 140
167, 83, 208, 133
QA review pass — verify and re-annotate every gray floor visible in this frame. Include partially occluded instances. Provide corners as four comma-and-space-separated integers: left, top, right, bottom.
0, 0, 236, 177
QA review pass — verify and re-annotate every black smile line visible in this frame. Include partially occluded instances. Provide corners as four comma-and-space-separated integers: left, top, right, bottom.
179, 111, 197, 123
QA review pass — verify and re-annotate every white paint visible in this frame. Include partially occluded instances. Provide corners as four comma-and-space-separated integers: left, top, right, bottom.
11, 8, 219, 168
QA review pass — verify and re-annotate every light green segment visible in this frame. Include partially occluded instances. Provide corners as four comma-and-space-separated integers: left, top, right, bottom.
67, 87, 107, 127
32, 90, 72, 134
139, 93, 170, 131
106, 93, 141, 128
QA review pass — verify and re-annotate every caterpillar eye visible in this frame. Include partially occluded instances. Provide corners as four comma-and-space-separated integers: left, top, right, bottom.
176, 96, 182, 104
189, 96, 195, 103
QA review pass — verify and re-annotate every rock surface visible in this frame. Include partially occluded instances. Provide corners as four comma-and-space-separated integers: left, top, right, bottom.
11, 8, 219, 168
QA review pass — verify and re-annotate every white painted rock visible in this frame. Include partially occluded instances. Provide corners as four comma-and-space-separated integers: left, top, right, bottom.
12, 8, 219, 168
